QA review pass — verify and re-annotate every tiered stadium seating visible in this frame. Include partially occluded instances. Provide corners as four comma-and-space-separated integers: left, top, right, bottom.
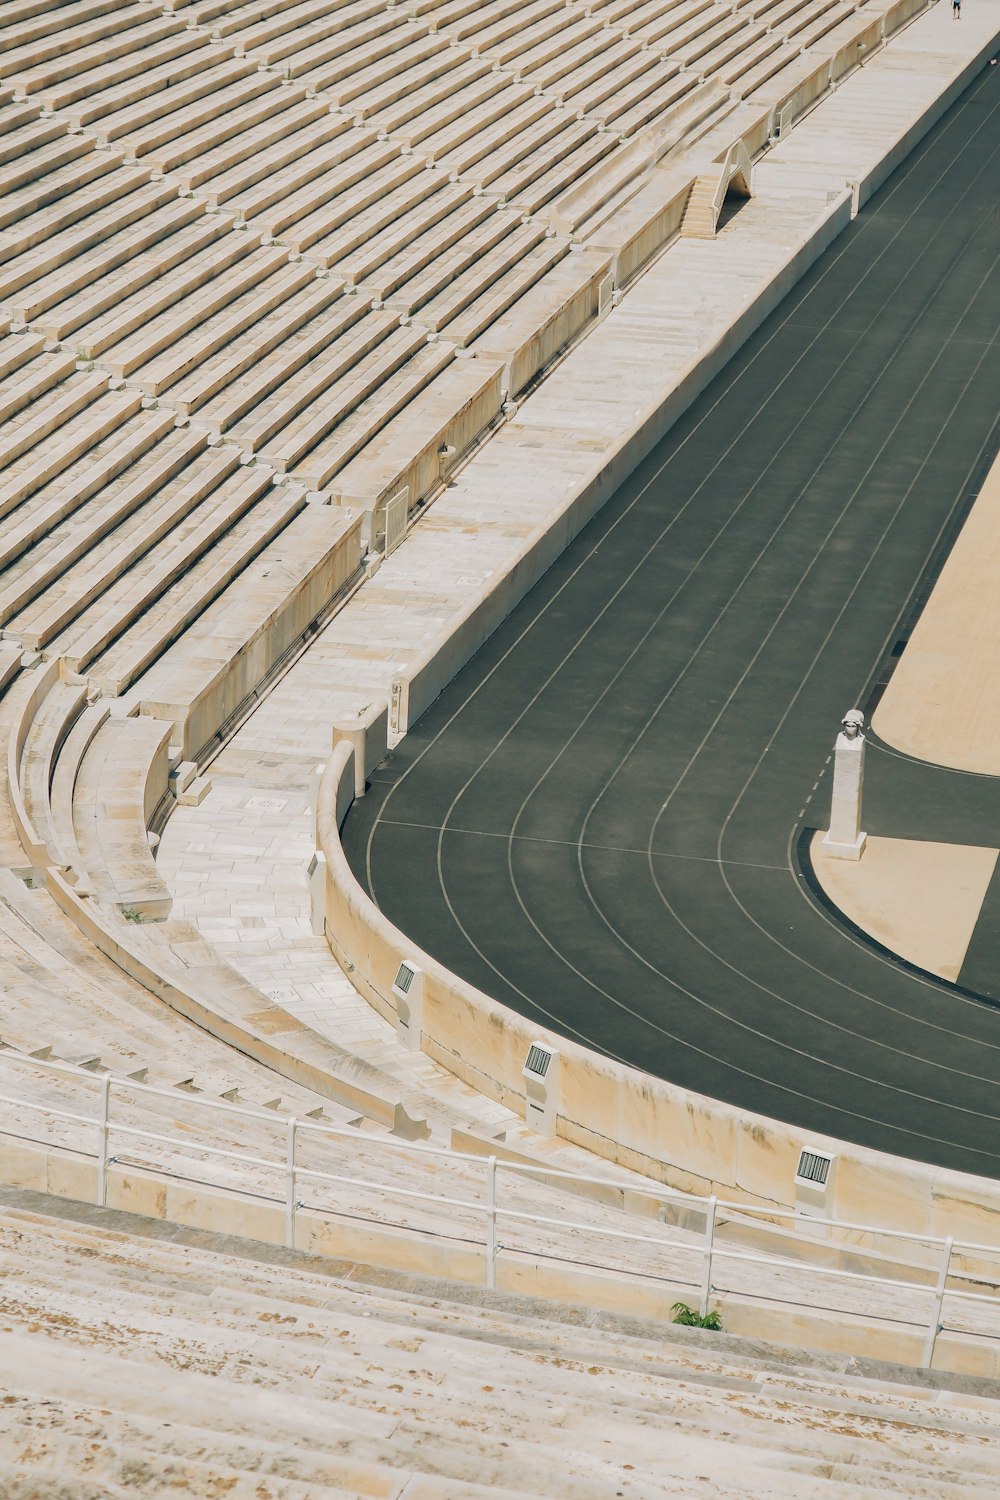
0, 2, 956, 1446
1, 1193, 999, 1498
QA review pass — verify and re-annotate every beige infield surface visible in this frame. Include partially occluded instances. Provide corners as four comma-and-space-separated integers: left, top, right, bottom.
821, 440, 1000, 976
811, 831, 998, 981
873, 445, 1000, 774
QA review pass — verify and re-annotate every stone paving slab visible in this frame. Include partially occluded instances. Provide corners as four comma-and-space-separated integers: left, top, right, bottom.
157, 0, 1000, 1144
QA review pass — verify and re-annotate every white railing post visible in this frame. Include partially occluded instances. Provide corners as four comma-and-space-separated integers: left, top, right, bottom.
285, 1116, 298, 1249
485, 1154, 497, 1291
923, 1235, 953, 1369
700, 1195, 718, 1317
96, 1074, 111, 1207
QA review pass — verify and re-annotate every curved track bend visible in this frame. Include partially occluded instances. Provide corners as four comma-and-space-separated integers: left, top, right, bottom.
345, 65, 1000, 1180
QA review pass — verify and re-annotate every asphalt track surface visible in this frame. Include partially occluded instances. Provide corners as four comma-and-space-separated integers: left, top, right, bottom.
345, 63, 1000, 1181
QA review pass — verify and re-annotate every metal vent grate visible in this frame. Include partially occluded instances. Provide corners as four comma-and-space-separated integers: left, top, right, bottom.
394, 963, 415, 995
796, 1149, 832, 1186
525, 1044, 552, 1078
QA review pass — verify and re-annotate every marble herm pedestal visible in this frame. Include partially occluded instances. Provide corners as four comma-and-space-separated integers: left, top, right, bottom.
822, 710, 867, 860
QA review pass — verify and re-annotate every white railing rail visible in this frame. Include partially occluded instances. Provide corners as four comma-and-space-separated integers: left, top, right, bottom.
712, 139, 752, 224
2, 1047, 998, 1369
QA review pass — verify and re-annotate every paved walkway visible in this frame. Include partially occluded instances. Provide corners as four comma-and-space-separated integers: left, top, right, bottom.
157, 2, 1000, 1141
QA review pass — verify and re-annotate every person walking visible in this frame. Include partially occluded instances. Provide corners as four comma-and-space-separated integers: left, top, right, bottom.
952, 0, 961, 19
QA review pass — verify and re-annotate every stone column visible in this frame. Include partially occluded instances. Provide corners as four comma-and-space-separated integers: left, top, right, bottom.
822, 709, 867, 860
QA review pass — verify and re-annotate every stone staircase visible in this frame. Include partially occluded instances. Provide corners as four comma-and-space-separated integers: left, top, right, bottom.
1, 1187, 998, 1498
681, 171, 722, 235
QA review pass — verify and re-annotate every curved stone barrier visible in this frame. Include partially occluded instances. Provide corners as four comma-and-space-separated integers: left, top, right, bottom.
318, 742, 1000, 1247
42, 861, 428, 1138
5, 657, 86, 878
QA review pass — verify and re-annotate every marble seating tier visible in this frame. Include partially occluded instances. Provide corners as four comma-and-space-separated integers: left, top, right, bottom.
1, 1192, 1000, 1498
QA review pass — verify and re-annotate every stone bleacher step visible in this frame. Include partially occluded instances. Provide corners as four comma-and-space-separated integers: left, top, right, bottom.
721, 28, 786, 85
511, 130, 619, 215
132, 70, 298, 174
441, 96, 553, 181
71, 713, 174, 918
18, 678, 90, 873
160, 272, 347, 420
503, 9, 605, 78
0, 4, 171, 86
795, 2, 853, 47
553, 34, 647, 107
202, 0, 352, 42
289, 340, 456, 491
456, 103, 571, 190
420, 235, 568, 344
388, 214, 542, 320
451, 0, 564, 57
256, 322, 431, 473
0, 0, 125, 54
321, 179, 472, 287
367, 56, 496, 143
62, 462, 281, 687
0, 345, 77, 428
55, 33, 232, 132
206, 114, 360, 218
121, 497, 363, 764
0, 328, 47, 384
196, 292, 379, 442
275, 8, 418, 90
415, 78, 538, 169
780, 0, 844, 35
11, 1199, 1000, 1422
0, 99, 46, 142
33, 212, 235, 346
250, 137, 403, 244
7, 13, 189, 101
297, 21, 443, 101
69, 227, 263, 363
0, 141, 125, 237
162, 93, 328, 196
0, 400, 183, 593
18, 21, 203, 115
128, 257, 318, 398
227, 0, 394, 64
355, 51, 491, 138
0, 372, 118, 519
360, 197, 500, 303
566, 40, 661, 117
0, 114, 71, 171
4, 193, 201, 324
0, 876, 196, 1077
527, 22, 611, 96
7, 1204, 1000, 1500
0, 136, 88, 207
673, 7, 749, 64
283, 162, 439, 271
85, 53, 259, 154
492, 119, 605, 206
649, 0, 730, 54
342, 41, 479, 127
0, 164, 158, 273
0, 428, 216, 652
610, 67, 700, 136
330, 356, 501, 532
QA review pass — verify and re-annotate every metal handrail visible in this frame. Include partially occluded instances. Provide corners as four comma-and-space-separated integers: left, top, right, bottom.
1, 1046, 997, 1368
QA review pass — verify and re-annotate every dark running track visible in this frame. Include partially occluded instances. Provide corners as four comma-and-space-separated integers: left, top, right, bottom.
344, 63, 1000, 1181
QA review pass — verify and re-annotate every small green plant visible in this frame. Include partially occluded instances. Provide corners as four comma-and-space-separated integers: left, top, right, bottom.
671, 1301, 723, 1330
121, 906, 144, 925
